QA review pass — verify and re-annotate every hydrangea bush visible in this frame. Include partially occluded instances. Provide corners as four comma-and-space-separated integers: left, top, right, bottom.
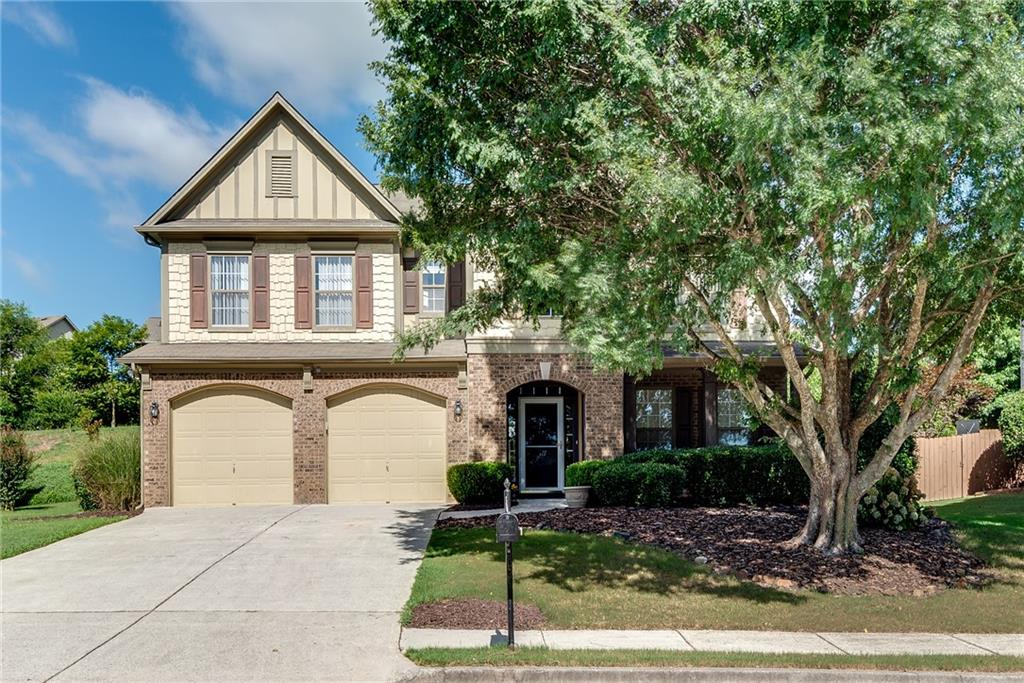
858, 467, 924, 530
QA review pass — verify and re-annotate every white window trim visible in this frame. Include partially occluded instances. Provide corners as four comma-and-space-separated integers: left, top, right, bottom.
208, 253, 252, 330
312, 253, 356, 332
420, 260, 446, 316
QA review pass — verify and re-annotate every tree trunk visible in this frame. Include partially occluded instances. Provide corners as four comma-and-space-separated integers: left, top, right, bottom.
786, 471, 862, 554
110, 399, 116, 428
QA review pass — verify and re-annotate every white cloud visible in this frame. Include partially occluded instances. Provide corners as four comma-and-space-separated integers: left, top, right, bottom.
4, 80, 233, 235
168, 2, 387, 116
6, 249, 47, 290
2, 3, 75, 49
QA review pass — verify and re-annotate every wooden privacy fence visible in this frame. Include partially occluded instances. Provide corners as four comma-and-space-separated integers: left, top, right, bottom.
915, 429, 1019, 501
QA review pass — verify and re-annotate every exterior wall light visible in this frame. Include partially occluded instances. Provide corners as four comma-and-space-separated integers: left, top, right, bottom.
149, 401, 160, 420
454, 399, 463, 418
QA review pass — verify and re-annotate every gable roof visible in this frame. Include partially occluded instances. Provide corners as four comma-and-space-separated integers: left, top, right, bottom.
139, 92, 402, 230
37, 315, 77, 332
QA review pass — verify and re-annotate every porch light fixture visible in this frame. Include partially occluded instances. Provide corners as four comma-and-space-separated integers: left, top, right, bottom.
149, 401, 160, 420
454, 399, 463, 418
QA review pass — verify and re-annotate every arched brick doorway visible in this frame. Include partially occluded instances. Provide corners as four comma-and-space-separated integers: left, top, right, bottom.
506, 380, 581, 492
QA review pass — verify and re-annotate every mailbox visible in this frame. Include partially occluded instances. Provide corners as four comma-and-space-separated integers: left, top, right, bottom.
496, 512, 521, 543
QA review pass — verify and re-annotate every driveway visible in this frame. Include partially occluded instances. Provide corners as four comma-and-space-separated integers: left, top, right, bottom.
1, 505, 437, 682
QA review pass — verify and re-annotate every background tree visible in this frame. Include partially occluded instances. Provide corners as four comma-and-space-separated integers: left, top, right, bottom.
0, 300, 50, 426
67, 316, 146, 426
365, 0, 1024, 553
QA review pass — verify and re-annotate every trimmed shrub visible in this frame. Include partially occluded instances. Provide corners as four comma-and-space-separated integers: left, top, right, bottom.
0, 427, 36, 510
446, 462, 514, 504
591, 461, 686, 507
73, 427, 140, 511
858, 467, 923, 530
998, 391, 1024, 463
565, 460, 608, 487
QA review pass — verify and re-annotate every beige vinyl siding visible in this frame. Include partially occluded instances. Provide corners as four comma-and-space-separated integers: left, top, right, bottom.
166, 241, 396, 342
178, 120, 381, 222
171, 387, 293, 506
327, 386, 446, 504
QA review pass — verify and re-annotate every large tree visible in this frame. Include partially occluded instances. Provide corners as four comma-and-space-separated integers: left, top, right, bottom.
363, 0, 1024, 553
67, 315, 147, 426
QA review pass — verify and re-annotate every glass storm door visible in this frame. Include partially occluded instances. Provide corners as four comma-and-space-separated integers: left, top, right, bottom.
518, 397, 564, 490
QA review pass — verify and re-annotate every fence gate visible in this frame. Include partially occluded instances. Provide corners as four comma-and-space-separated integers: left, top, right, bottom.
915, 430, 1013, 501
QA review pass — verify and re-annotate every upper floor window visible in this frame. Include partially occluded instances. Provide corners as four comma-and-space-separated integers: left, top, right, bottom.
314, 255, 354, 327
636, 388, 673, 450
717, 386, 750, 446
421, 260, 446, 314
210, 255, 250, 327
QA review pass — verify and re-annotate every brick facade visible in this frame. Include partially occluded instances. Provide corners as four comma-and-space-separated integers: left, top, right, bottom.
142, 368, 466, 506
466, 352, 624, 462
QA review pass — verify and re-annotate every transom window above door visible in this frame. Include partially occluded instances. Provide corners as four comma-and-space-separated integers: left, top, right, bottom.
421, 260, 446, 313
314, 255, 354, 327
210, 255, 250, 327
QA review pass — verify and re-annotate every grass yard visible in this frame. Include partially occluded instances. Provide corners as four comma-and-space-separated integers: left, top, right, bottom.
405, 648, 1024, 672
2, 427, 136, 559
1, 501, 126, 559
405, 493, 1024, 633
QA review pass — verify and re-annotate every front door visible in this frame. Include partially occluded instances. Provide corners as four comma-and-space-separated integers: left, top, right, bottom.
518, 397, 564, 491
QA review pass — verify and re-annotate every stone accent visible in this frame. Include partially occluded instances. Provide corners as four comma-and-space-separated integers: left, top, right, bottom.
141, 368, 466, 506
466, 352, 624, 462
167, 241, 396, 343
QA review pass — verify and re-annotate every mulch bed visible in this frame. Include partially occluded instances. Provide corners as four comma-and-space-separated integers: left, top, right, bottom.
409, 598, 546, 629
436, 506, 988, 596
9, 508, 141, 521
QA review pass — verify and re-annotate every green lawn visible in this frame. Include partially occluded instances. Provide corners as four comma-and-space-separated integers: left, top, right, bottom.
405, 493, 1024, 633
1, 501, 126, 559
405, 648, 1024, 672
2, 427, 135, 559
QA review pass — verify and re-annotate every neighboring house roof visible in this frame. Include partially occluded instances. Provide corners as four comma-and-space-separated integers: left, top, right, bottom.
36, 315, 77, 334
120, 340, 468, 366
375, 185, 421, 215
138, 92, 403, 238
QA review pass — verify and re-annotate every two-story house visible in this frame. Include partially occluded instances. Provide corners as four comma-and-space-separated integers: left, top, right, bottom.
122, 93, 786, 507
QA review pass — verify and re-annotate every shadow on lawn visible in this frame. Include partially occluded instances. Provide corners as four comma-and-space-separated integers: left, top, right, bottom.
429, 526, 807, 605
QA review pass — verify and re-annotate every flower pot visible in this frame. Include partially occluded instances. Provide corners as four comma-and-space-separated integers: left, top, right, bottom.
564, 485, 591, 509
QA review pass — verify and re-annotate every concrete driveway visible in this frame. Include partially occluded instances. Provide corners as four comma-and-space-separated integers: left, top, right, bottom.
1, 504, 438, 682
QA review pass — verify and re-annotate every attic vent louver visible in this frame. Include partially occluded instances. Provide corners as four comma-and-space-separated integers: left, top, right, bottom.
266, 150, 295, 198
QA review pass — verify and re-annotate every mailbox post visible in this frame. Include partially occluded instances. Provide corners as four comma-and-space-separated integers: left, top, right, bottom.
495, 478, 521, 648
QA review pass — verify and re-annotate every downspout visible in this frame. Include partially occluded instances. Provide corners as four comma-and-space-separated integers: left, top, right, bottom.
131, 362, 145, 512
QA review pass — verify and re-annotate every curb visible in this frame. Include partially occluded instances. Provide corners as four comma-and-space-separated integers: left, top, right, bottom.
396, 666, 1022, 683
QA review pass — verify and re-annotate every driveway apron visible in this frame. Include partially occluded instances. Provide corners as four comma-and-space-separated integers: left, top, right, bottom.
1, 504, 437, 682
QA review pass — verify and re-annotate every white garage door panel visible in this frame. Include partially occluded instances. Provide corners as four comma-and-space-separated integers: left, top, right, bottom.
328, 386, 446, 504
171, 388, 293, 506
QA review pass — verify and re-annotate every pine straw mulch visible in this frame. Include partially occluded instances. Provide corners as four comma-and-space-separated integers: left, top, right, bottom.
409, 598, 546, 629
436, 506, 989, 596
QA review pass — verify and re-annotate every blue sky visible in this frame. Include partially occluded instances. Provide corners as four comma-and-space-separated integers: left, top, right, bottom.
1, 2, 387, 328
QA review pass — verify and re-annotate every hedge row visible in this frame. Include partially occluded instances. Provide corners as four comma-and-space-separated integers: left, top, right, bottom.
616, 444, 808, 506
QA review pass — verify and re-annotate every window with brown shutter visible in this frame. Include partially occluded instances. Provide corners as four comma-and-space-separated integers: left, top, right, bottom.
447, 261, 466, 311
294, 254, 312, 329
355, 253, 373, 329
252, 254, 270, 329
189, 253, 207, 328
402, 257, 419, 314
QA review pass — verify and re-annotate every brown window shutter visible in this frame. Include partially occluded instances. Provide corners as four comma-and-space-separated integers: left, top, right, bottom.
356, 253, 373, 329
189, 253, 207, 328
447, 261, 466, 311
294, 255, 312, 329
402, 258, 419, 314
252, 254, 270, 329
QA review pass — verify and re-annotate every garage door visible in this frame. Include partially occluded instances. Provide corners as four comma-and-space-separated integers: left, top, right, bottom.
328, 386, 446, 503
171, 387, 293, 506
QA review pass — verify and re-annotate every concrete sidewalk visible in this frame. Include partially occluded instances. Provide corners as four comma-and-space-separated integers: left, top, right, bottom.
401, 628, 1024, 656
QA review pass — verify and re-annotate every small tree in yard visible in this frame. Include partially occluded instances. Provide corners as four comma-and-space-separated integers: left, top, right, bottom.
364, 1, 1024, 553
